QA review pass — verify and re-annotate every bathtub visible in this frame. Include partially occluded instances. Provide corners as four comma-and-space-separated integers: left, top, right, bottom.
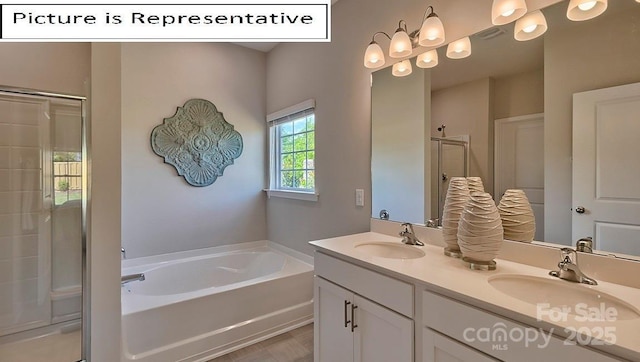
121, 241, 314, 362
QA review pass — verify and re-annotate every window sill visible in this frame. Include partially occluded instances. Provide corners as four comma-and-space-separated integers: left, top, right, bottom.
263, 189, 319, 202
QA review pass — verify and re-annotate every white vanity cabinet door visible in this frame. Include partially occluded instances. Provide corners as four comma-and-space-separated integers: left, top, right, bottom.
423, 328, 498, 362
353, 294, 413, 362
314, 276, 414, 362
314, 276, 353, 362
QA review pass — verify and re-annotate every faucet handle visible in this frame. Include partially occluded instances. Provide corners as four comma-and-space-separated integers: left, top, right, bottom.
576, 237, 593, 253
559, 247, 577, 264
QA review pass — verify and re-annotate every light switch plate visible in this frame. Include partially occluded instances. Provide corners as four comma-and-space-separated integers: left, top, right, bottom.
355, 189, 364, 207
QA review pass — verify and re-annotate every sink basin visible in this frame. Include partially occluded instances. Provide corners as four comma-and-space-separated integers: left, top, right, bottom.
354, 242, 425, 259
488, 274, 640, 321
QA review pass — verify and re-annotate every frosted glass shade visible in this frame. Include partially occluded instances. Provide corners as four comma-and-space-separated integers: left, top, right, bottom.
514, 10, 548, 41
364, 42, 385, 68
567, 0, 607, 21
492, 0, 527, 25
389, 29, 413, 58
416, 50, 439, 68
418, 16, 445, 47
392, 60, 413, 77
446, 37, 471, 59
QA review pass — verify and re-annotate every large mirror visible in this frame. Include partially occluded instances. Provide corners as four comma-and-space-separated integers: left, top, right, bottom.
371, 0, 640, 258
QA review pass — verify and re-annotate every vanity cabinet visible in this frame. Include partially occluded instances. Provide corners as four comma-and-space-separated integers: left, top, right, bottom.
423, 328, 498, 362
422, 290, 621, 362
314, 252, 414, 362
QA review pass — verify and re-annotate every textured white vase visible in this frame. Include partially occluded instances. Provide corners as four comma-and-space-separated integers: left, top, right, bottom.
457, 192, 504, 264
466, 177, 485, 194
441, 177, 470, 257
498, 189, 536, 242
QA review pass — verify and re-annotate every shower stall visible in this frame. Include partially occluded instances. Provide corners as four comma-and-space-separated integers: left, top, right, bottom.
430, 136, 469, 225
0, 88, 86, 362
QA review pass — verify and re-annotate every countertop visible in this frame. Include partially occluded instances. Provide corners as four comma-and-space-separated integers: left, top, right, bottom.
309, 232, 640, 360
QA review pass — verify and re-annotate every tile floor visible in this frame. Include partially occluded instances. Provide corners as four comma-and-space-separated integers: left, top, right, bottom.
209, 323, 313, 362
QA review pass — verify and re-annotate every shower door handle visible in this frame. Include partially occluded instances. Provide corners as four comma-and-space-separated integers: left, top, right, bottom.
344, 300, 351, 328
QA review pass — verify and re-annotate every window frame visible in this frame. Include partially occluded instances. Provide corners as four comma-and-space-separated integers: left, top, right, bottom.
265, 99, 318, 201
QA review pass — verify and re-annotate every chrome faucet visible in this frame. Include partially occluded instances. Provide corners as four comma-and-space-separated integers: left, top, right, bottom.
399, 223, 424, 246
121, 273, 145, 285
549, 248, 597, 285
576, 237, 593, 253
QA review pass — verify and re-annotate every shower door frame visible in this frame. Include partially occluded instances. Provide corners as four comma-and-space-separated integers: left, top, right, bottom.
431, 136, 470, 225
0, 85, 89, 362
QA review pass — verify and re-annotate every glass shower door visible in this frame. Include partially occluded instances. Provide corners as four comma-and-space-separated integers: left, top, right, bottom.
0, 91, 84, 362
431, 137, 469, 225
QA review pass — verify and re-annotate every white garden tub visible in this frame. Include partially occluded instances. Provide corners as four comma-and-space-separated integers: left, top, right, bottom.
120, 241, 313, 362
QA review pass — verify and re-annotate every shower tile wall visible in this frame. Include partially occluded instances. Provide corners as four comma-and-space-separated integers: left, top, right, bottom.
0, 97, 51, 336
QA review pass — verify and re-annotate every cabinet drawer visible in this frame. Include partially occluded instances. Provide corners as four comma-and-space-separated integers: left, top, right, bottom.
422, 290, 620, 362
315, 252, 413, 317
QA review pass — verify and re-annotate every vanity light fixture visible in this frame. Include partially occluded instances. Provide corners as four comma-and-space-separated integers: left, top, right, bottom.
446, 37, 472, 59
492, 0, 528, 25
514, 10, 547, 41
416, 49, 438, 68
567, 0, 607, 21
363, 5, 446, 71
392, 60, 413, 77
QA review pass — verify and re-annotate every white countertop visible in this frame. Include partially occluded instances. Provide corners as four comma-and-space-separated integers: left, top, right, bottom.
309, 232, 640, 360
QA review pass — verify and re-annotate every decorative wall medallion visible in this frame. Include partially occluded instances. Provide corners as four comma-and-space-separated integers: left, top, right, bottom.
151, 99, 243, 187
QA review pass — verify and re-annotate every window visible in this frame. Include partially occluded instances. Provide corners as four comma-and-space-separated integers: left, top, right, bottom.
53, 151, 82, 206
267, 99, 317, 201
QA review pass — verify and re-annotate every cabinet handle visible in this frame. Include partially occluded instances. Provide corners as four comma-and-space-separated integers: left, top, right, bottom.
344, 300, 351, 328
350, 304, 358, 332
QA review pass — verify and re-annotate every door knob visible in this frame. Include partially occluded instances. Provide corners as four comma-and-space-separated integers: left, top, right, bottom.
575, 206, 586, 214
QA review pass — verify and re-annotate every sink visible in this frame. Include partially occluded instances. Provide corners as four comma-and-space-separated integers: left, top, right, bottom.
488, 274, 640, 321
354, 242, 425, 259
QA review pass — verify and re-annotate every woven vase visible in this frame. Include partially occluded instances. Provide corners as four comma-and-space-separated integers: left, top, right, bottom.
457, 192, 504, 263
466, 177, 485, 194
498, 189, 536, 242
441, 177, 470, 257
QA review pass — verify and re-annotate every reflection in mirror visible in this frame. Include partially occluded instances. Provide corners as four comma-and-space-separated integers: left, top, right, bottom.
371, 0, 640, 259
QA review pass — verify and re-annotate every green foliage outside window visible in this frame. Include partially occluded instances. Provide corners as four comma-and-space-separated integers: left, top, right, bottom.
278, 115, 315, 190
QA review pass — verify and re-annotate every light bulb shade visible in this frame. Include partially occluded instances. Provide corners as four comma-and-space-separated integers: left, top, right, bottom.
492, 0, 528, 25
389, 29, 413, 58
567, 0, 607, 21
446, 37, 472, 59
364, 42, 385, 68
514, 10, 548, 41
416, 50, 439, 68
392, 60, 413, 77
418, 15, 445, 47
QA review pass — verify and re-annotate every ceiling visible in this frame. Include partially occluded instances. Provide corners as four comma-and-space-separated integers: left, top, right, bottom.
233, 0, 340, 53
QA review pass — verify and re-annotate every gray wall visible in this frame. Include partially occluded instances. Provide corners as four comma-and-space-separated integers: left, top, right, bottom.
431, 78, 494, 196
120, 43, 268, 258
90, 43, 123, 362
372, 68, 430, 225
